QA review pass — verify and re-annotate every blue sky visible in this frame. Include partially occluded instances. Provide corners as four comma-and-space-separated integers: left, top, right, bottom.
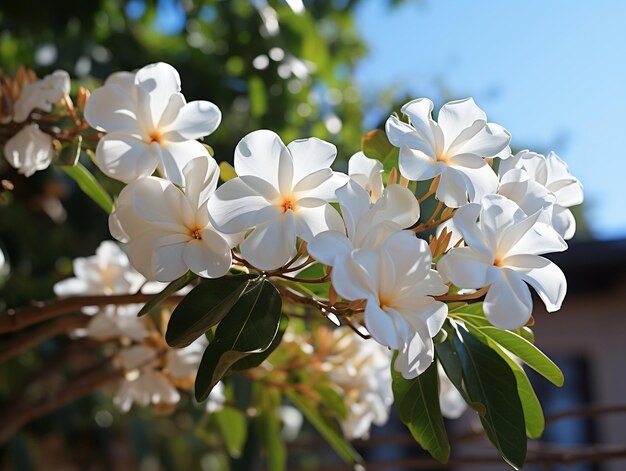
354, 0, 626, 240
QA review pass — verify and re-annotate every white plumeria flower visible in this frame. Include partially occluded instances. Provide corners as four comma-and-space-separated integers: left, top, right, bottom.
114, 345, 180, 412
326, 329, 393, 440
54, 241, 145, 298
437, 363, 466, 419
166, 336, 207, 381
332, 231, 448, 379
3, 124, 53, 177
385, 98, 510, 208
85, 305, 148, 342
110, 157, 235, 282
348, 151, 384, 202
499, 150, 584, 240
208, 130, 347, 271
12, 70, 70, 123
437, 194, 568, 330
85, 62, 221, 185
308, 179, 419, 267
0, 246, 7, 278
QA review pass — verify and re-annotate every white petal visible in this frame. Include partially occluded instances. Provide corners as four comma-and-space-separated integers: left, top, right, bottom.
336, 179, 370, 239
348, 151, 384, 201
130, 177, 193, 233
134, 62, 182, 126
370, 184, 420, 229
399, 145, 440, 181
84, 74, 142, 134
436, 166, 470, 208
437, 247, 491, 289
364, 299, 401, 350
331, 252, 377, 301
294, 199, 344, 242
183, 231, 231, 278
157, 93, 186, 129
484, 268, 533, 330
240, 213, 297, 270
162, 100, 221, 141
437, 98, 486, 146
95, 133, 157, 183
449, 122, 510, 158
287, 137, 337, 184
234, 130, 291, 190
308, 231, 353, 266
399, 98, 440, 150
380, 231, 432, 290
208, 177, 279, 233
182, 156, 220, 209
136, 236, 189, 282
505, 220, 567, 257
505, 254, 566, 312
552, 206, 576, 240
393, 315, 434, 379
452, 203, 493, 259
450, 155, 498, 202
385, 114, 436, 159
157, 139, 210, 187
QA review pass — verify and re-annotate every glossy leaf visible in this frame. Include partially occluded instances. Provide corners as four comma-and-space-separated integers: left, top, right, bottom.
195, 280, 282, 401
138, 271, 198, 317
232, 314, 289, 371
286, 390, 363, 466
479, 327, 563, 387
166, 274, 255, 347
392, 359, 450, 463
463, 323, 544, 439
451, 323, 527, 469
62, 162, 113, 214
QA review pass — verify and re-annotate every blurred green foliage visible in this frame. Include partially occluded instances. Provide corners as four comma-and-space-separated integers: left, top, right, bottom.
0, 1, 397, 469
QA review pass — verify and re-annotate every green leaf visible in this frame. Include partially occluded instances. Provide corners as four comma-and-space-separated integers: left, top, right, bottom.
463, 323, 544, 439
361, 129, 394, 162
216, 406, 248, 459
286, 390, 363, 466
291, 263, 330, 296
478, 327, 564, 387
138, 271, 197, 317
391, 359, 450, 463
232, 314, 289, 371
195, 280, 282, 401
62, 162, 113, 214
57, 135, 82, 166
166, 274, 255, 348
451, 323, 527, 469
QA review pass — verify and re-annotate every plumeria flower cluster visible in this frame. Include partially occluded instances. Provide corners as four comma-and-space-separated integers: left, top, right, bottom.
52, 241, 215, 413
97, 64, 582, 385
2, 69, 70, 176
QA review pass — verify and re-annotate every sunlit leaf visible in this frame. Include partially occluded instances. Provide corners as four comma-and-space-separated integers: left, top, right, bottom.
391, 359, 450, 463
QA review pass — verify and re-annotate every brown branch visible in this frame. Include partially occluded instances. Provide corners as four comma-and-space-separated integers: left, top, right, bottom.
0, 294, 184, 333
0, 362, 124, 445
545, 404, 626, 424
0, 312, 90, 363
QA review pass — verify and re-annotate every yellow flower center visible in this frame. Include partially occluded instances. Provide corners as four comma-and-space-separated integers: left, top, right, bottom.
188, 227, 203, 240
278, 195, 298, 213
148, 129, 163, 144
